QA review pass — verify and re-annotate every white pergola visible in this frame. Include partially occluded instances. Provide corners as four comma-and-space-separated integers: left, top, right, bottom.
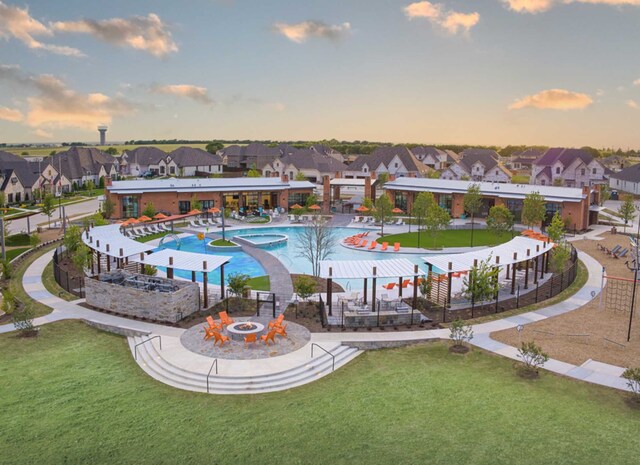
422, 236, 555, 305
319, 258, 427, 315
83, 224, 155, 258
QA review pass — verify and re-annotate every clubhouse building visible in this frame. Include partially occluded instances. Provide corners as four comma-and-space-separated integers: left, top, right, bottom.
383, 178, 600, 231
105, 176, 315, 218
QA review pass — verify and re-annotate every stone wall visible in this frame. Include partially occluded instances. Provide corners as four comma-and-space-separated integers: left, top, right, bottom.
85, 270, 200, 323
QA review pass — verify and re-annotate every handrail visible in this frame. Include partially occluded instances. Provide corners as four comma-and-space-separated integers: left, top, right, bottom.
311, 343, 335, 372
134, 335, 161, 360
206, 359, 218, 393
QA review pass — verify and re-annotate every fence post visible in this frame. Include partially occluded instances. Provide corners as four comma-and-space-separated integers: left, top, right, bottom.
516, 285, 520, 308
535, 282, 539, 303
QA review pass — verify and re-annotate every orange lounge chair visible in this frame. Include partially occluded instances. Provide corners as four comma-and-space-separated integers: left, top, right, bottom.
206, 316, 222, 331
351, 238, 362, 247
381, 242, 388, 251
358, 240, 368, 248
401, 279, 411, 288
261, 329, 277, 345
218, 311, 234, 327
268, 314, 285, 329
213, 331, 230, 346
368, 241, 378, 250
382, 282, 396, 290
275, 323, 288, 338
393, 242, 401, 252
244, 333, 257, 347
363, 231, 370, 236
203, 325, 217, 341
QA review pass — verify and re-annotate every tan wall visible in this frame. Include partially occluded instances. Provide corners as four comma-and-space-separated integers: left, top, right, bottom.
562, 201, 587, 230
451, 193, 465, 218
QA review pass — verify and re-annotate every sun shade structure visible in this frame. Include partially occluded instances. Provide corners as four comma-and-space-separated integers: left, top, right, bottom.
391, 208, 404, 214
137, 215, 152, 222
83, 224, 155, 258
187, 209, 202, 215
421, 236, 554, 274
289, 204, 303, 209
153, 213, 168, 219
308, 204, 321, 210
355, 206, 370, 212
131, 249, 231, 273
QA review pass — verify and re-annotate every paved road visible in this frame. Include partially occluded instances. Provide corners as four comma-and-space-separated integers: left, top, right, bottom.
7, 198, 101, 235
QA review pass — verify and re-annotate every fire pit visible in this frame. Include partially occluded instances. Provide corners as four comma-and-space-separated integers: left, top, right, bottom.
226, 321, 265, 342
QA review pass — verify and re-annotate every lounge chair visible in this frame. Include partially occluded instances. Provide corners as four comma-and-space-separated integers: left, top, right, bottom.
268, 314, 285, 329
614, 248, 628, 259
382, 282, 396, 290
213, 331, 230, 346
274, 323, 288, 338
244, 334, 258, 347
218, 311, 234, 327
395, 218, 404, 226
203, 325, 217, 341
358, 240, 368, 248
353, 216, 360, 223
189, 220, 199, 228
197, 219, 209, 228
368, 241, 378, 250
393, 242, 401, 252
206, 316, 222, 331
381, 242, 389, 251
401, 279, 411, 288
610, 245, 622, 255
261, 329, 277, 345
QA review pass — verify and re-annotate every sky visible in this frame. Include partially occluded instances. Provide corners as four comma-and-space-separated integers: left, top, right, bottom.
0, 0, 639, 148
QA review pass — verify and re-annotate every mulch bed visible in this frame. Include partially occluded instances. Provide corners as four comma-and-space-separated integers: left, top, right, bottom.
291, 274, 344, 293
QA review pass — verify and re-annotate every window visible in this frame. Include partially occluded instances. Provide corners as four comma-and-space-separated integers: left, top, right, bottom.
581, 168, 585, 175
290, 172, 294, 180
169, 166, 176, 175
201, 200, 214, 210
15, 192, 21, 203
394, 192, 407, 212
556, 167, 560, 174
7, 194, 13, 203
395, 163, 398, 168
476, 167, 480, 172
122, 196, 139, 218
541, 180, 546, 186
363, 167, 368, 173
265, 171, 271, 177
592, 168, 597, 174
178, 201, 191, 214
495, 170, 499, 175
160, 166, 165, 175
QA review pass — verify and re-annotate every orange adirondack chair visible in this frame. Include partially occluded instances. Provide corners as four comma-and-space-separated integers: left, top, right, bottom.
268, 314, 285, 329
244, 333, 257, 347
381, 242, 389, 251
275, 323, 288, 338
213, 331, 230, 346
261, 329, 277, 345
206, 316, 222, 331
401, 279, 411, 288
218, 311, 234, 327
203, 325, 217, 340
393, 242, 401, 252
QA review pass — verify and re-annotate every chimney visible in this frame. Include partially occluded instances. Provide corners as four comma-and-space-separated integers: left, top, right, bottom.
281, 174, 289, 183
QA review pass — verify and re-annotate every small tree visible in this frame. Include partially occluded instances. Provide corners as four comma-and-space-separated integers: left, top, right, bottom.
63, 225, 84, 257
105, 147, 118, 155
0, 258, 12, 280
205, 141, 224, 153
294, 172, 307, 181
305, 193, 318, 208
412, 191, 434, 248
449, 318, 474, 350
486, 205, 514, 240
71, 244, 92, 272
374, 193, 393, 236
86, 179, 95, 196
423, 202, 450, 248
29, 233, 40, 248
0, 191, 5, 209
296, 216, 337, 276
419, 274, 433, 301
190, 194, 202, 212
142, 202, 157, 218
141, 264, 158, 276
2, 289, 14, 315
377, 172, 389, 185
599, 184, 611, 206
546, 211, 565, 243
427, 170, 441, 179
618, 195, 637, 233
462, 256, 500, 314
550, 244, 571, 273
517, 341, 549, 374
521, 191, 546, 229
294, 275, 317, 302
12, 304, 35, 335
101, 197, 115, 219
463, 183, 483, 247
247, 168, 262, 177
41, 194, 56, 228
227, 272, 250, 298
98, 176, 105, 189
622, 367, 640, 401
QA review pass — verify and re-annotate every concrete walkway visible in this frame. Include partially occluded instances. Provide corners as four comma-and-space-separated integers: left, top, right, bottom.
1, 237, 632, 393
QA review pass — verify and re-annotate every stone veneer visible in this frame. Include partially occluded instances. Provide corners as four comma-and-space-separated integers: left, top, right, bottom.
85, 270, 200, 323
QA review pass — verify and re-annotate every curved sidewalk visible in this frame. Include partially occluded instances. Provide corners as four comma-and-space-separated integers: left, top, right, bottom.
2, 248, 632, 393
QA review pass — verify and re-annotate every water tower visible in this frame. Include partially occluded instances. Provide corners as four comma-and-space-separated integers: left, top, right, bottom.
98, 125, 108, 145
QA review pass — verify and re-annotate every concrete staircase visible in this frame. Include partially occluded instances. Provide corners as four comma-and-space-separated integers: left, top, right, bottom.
127, 335, 362, 394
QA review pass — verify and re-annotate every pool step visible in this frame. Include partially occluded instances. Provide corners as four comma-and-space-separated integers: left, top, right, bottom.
127, 335, 362, 394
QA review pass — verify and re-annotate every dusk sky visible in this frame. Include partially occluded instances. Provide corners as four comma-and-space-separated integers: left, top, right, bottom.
1, 0, 640, 147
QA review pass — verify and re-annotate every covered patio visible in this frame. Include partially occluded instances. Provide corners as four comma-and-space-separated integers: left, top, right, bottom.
422, 236, 555, 307
319, 258, 428, 328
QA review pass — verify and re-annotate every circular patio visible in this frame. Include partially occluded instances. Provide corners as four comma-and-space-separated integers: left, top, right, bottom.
179, 316, 311, 360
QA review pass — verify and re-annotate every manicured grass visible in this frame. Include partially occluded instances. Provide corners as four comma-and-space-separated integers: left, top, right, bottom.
210, 238, 236, 247
247, 275, 270, 291
1, 321, 639, 464
5, 247, 31, 262
135, 231, 171, 243
73, 188, 106, 197
382, 229, 514, 249
511, 174, 530, 184
5, 233, 31, 247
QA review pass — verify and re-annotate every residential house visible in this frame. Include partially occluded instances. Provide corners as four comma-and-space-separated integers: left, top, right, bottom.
46, 147, 119, 189
508, 148, 543, 171
0, 151, 70, 203
600, 155, 626, 173
218, 143, 281, 169
160, 146, 223, 177
609, 164, 640, 195
531, 148, 607, 187
411, 146, 459, 170
262, 148, 348, 182
120, 146, 167, 176
441, 149, 512, 182
343, 146, 432, 179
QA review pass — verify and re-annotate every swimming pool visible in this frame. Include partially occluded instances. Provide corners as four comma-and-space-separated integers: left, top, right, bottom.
159, 226, 434, 289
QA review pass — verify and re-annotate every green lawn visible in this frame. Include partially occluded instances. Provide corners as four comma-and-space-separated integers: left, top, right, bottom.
135, 231, 172, 243
247, 275, 270, 291
5, 247, 31, 261
210, 238, 236, 247
1, 321, 639, 464
382, 229, 515, 249
5, 233, 31, 247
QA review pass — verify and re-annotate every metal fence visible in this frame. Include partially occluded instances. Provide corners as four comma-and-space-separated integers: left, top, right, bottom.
53, 246, 85, 298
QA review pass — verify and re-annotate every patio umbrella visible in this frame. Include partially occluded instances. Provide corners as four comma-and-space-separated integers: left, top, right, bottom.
355, 205, 370, 212
153, 213, 168, 219
290, 204, 303, 210
391, 208, 404, 214
187, 209, 202, 215
124, 218, 140, 226
308, 204, 321, 211
137, 215, 152, 222
208, 207, 221, 214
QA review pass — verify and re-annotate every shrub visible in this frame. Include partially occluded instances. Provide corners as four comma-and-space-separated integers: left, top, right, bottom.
517, 341, 549, 373
2, 289, 15, 315
449, 319, 473, 347
294, 275, 317, 302
12, 303, 35, 334
1, 258, 13, 280
622, 368, 640, 399
227, 272, 250, 298
141, 265, 158, 276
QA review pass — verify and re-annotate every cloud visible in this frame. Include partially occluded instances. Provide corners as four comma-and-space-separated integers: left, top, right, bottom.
509, 89, 593, 110
627, 99, 639, 109
266, 102, 286, 112
0, 1, 83, 56
0, 105, 23, 122
503, 0, 640, 14
51, 13, 177, 57
273, 20, 351, 43
150, 84, 213, 105
404, 2, 480, 35
634, 78, 640, 86
34, 128, 53, 138
0, 65, 136, 133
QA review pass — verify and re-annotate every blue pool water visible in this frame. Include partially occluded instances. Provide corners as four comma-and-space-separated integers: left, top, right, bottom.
158, 226, 434, 289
